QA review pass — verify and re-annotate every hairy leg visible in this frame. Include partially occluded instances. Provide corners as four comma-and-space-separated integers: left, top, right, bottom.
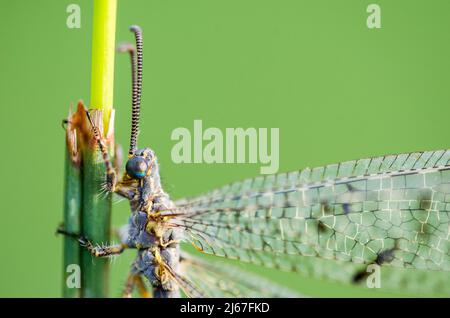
134, 275, 151, 298
57, 225, 128, 257
122, 272, 135, 298
122, 271, 150, 298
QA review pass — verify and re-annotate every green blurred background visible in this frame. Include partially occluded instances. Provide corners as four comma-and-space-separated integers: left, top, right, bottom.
1, 0, 450, 297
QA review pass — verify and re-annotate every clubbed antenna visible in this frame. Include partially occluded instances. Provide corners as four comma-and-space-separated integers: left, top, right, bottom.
128, 25, 143, 156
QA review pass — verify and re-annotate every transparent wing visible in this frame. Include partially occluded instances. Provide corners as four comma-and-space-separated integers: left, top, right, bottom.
163, 261, 205, 298
180, 251, 450, 296
179, 251, 302, 298
173, 150, 450, 274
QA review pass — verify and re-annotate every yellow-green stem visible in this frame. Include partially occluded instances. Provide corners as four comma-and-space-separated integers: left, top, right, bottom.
81, 0, 117, 298
90, 0, 117, 132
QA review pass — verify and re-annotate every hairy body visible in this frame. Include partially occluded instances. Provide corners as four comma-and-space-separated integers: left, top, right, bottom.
117, 148, 182, 297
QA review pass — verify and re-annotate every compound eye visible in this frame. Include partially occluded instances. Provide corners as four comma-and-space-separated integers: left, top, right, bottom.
126, 157, 148, 179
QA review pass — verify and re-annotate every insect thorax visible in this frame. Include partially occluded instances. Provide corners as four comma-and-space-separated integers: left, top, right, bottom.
120, 148, 182, 295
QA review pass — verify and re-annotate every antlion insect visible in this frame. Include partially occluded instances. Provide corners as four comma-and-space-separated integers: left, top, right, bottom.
59, 25, 450, 298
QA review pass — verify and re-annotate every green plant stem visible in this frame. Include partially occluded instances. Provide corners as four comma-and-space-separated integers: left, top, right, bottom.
81, 123, 112, 297
62, 149, 81, 298
90, 0, 117, 131
80, 0, 117, 298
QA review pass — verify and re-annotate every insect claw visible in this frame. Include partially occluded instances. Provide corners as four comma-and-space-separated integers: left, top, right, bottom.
85, 110, 94, 127
55, 223, 65, 236
78, 236, 89, 246
61, 119, 70, 130
56, 225, 78, 238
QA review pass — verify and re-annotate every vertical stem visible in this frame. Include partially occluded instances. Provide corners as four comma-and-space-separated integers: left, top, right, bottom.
62, 149, 81, 298
81, 129, 112, 298
81, 0, 117, 298
90, 0, 117, 132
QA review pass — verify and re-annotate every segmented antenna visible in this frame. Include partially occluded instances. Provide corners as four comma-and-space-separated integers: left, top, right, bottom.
128, 25, 143, 156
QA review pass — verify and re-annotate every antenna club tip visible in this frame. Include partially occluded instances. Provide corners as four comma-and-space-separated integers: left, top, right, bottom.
129, 25, 142, 34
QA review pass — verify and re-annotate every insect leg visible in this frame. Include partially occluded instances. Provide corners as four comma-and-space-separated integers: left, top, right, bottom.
57, 225, 128, 257
87, 243, 127, 257
122, 272, 135, 298
85, 111, 117, 193
134, 275, 151, 298
122, 269, 150, 298
85, 110, 138, 201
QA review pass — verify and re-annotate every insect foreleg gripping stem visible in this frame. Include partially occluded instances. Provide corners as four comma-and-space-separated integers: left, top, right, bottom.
85, 110, 117, 192
57, 225, 128, 257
